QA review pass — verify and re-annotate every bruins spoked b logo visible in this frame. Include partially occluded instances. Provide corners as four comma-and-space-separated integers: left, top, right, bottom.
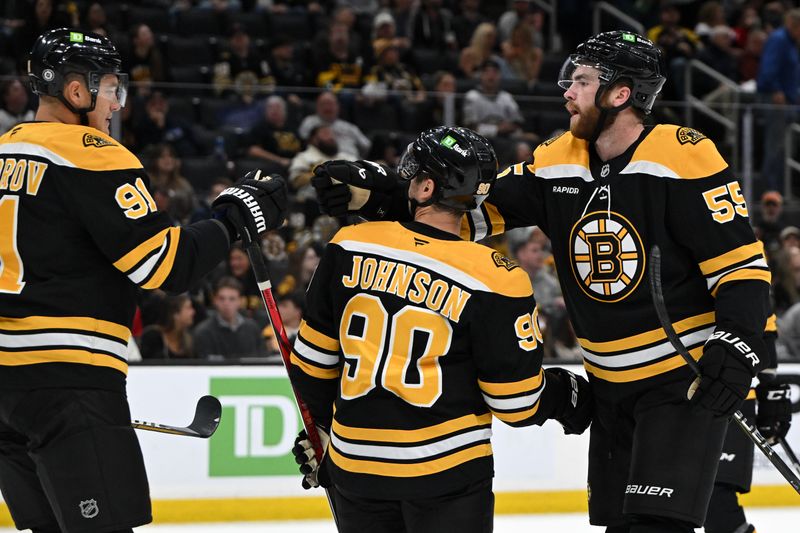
569, 211, 644, 303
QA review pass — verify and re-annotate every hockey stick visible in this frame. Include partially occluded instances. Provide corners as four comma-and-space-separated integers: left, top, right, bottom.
244, 239, 339, 526
131, 395, 221, 438
780, 437, 800, 476
648, 245, 800, 494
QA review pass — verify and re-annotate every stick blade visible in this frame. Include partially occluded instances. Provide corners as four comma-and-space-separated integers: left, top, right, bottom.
187, 395, 222, 438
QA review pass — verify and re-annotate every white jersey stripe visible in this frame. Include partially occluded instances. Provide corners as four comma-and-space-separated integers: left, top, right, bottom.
580, 326, 715, 369
620, 160, 681, 179
0, 142, 77, 167
127, 237, 169, 284
331, 428, 492, 461
293, 337, 340, 366
705, 257, 769, 289
468, 206, 489, 241
482, 388, 542, 411
535, 164, 594, 182
0, 332, 128, 359
335, 240, 492, 292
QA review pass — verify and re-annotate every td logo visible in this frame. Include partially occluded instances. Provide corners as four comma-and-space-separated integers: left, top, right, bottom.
209, 377, 303, 476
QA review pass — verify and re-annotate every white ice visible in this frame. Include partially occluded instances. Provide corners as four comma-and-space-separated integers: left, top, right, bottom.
3, 508, 797, 532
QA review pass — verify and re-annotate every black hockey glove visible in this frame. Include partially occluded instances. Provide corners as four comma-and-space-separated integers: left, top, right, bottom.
212, 170, 288, 243
690, 330, 766, 417
292, 427, 331, 489
545, 367, 593, 435
756, 374, 792, 444
312, 160, 400, 219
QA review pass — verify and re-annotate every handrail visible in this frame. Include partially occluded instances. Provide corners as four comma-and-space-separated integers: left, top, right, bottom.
531, 0, 559, 52
785, 123, 800, 200
592, 1, 645, 35
684, 59, 742, 175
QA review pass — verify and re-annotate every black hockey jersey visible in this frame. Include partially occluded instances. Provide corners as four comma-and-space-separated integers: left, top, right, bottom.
461, 125, 771, 396
289, 221, 562, 499
0, 122, 229, 391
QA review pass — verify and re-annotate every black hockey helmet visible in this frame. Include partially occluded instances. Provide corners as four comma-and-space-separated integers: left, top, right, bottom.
558, 30, 665, 114
397, 126, 497, 211
28, 28, 128, 115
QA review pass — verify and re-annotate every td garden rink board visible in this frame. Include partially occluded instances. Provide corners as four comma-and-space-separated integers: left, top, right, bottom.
1, 364, 799, 524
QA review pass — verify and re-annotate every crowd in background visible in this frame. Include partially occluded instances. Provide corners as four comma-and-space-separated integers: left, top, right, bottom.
3, 0, 800, 361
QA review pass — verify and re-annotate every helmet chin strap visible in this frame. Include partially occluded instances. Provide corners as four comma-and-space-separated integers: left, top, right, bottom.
405, 179, 441, 216
57, 93, 96, 127
589, 84, 632, 144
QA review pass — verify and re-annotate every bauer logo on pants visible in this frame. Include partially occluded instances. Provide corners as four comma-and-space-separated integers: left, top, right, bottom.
79, 499, 99, 519
209, 377, 304, 476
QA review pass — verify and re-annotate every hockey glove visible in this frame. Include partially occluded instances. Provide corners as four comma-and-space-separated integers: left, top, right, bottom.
312, 160, 400, 219
212, 170, 288, 243
292, 427, 331, 489
690, 330, 766, 417
545, 367, 593, 435
756, 374, 792, 444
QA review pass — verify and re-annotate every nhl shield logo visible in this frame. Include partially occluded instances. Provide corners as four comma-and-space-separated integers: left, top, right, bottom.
569, 211, 645, 303
79, 499, 99, 519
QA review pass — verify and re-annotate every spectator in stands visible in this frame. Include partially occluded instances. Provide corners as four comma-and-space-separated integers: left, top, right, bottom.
313, 20, 365, 91
362, 38, 426, 107
738, 28, 766, 83
11, 0, 71, 72
81, 2, 116, 38
513, 140, 534, 163
372, 11, 411, 60
0, 79, 34, 135
269, 34, 311, 89
512, 231, 564, 323
460, 22, 513, 79
409, 0, 456, 50
781, 226, 800, 252
695, 25, 739, 95
191, 178, 233, 222
424, 70, 460, 128
733, 5, 761, 48
501, 21, 543, 87
246, 95, 302, 173
290, 124, 357, 191
694, 1, 727, 44
757, 8, 800, 191
213, 23, 274, 102
124, 23, 165, 98
276, 291, 305, 346
298, 91, 371, 157
133, 90, 203, 157
457, 46, 482, 79
144, 143, 196, 224
452, 0, 487, 49
194, 277, 268, 360
138, 294, 196, 359
463, 59, 525, 140
774, 246, 800, 316
216, 244, 268, 325
279, 242, 324, 295
498, 0, 544, 48
391, 0, 414, 41
762, 1, 786, 34
753, 190, 786, 257
777, 298, 800, 359
647, 2, 701, 100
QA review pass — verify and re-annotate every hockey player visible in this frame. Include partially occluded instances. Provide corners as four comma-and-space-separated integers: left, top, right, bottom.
290, 126, 592, 533
0, 28, 287, 532
310, 31, 788, 533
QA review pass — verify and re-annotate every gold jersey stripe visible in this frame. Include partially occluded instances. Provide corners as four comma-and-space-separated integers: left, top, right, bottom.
0, 349, 127, 374
698, 242, 764, 276
479, 371, 543, 396
290, 353, 339, 380
114, 227, 171, 272
0, 315, 130, 342
766, 314, 777, 333
578, 312, 715, 353
333, 413, 493, 443
329, 442, 492, 477
491, 401, 540, 423
299, 320, 339, 352
141, 227, 181, 289
584, 346, 703, 382
484, 202, 505, 236
710, 268, 771, 297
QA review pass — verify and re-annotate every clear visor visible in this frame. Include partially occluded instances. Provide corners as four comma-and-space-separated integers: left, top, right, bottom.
397, 142, 420, 181
90, 72, 129, 108
557, 55, 612, 90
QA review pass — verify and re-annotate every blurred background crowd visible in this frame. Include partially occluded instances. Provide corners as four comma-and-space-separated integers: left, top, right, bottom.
3, 0, 800, 362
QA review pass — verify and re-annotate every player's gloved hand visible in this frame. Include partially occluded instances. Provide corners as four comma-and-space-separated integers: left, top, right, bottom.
545, 367, 593, 435
756, 374, 792, 444
212, 170, 289, 243
312, 160, 399, 219
690, 330, 765, 417
292, 427, 331, 489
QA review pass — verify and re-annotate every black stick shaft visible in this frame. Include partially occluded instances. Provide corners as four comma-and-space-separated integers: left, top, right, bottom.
649, 245, 800, 495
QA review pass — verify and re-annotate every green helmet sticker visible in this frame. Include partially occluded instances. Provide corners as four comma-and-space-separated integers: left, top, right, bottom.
622, 33, 636, 42
69, 32, 84, 42
440, 135, 457, 148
